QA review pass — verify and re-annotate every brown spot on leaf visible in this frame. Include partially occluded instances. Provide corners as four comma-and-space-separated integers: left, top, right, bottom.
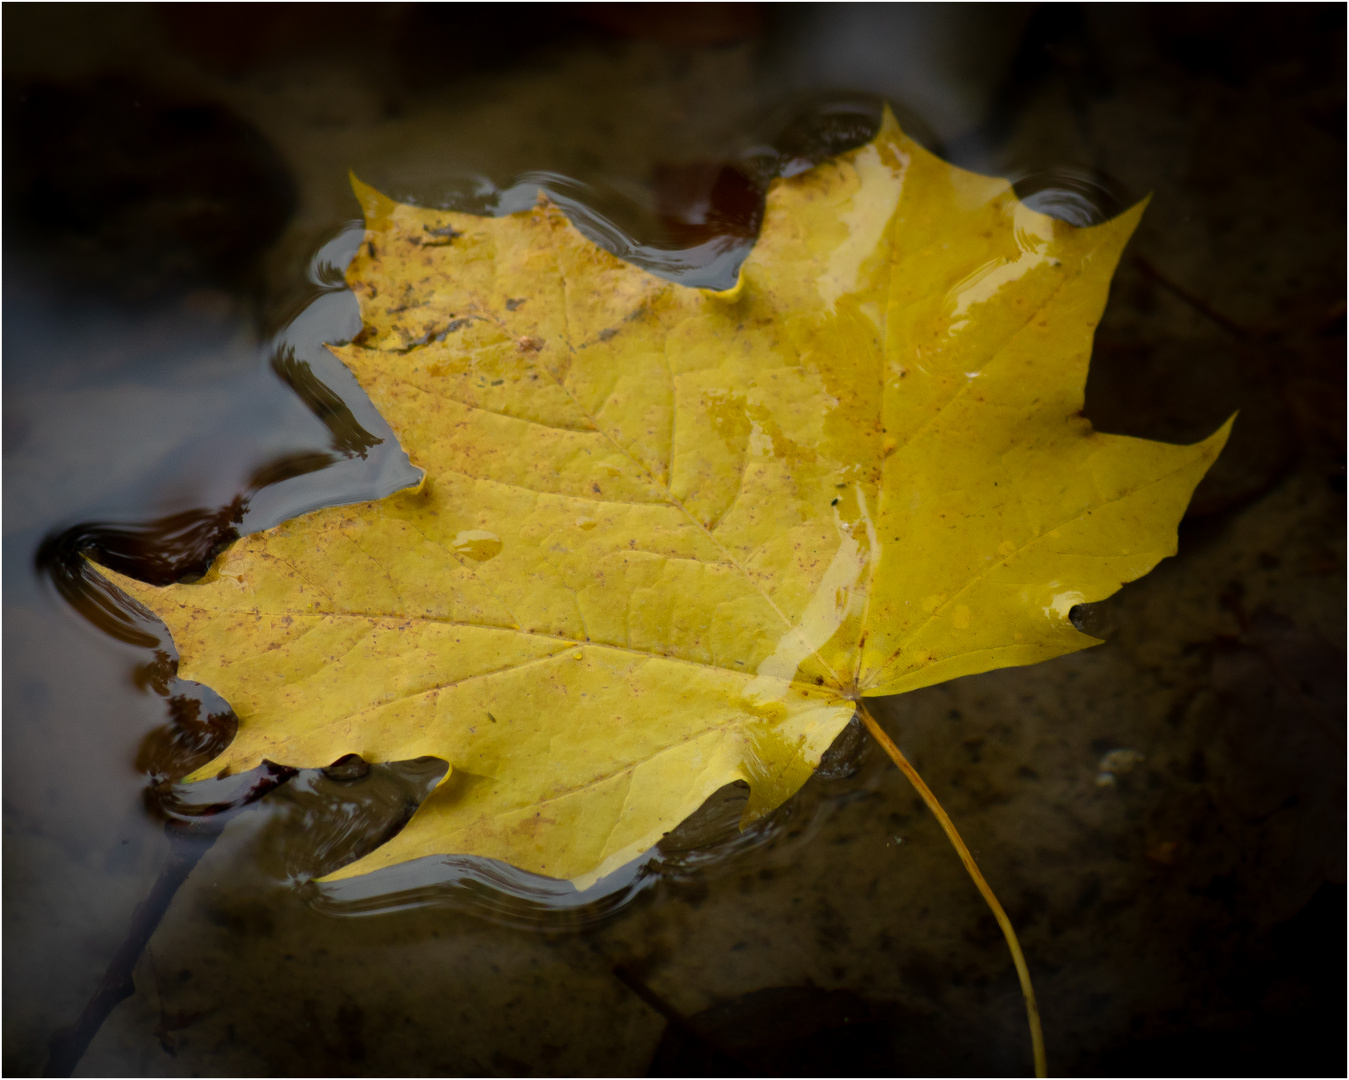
420, 223, 462, 246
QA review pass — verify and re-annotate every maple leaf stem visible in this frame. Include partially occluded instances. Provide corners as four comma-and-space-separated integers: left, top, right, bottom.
856, 701, 1047, 1079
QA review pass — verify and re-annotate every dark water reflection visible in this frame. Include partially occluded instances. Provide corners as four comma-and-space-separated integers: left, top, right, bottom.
1012, 167, 1129, 229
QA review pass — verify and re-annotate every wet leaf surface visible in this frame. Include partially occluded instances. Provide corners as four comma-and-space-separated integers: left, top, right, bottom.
100, 112, 1225, 888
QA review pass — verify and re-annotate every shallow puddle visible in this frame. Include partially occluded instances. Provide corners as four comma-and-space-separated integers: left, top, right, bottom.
5, 6, 1344, 1077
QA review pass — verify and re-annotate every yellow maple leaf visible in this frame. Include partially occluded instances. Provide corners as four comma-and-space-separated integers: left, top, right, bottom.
101, 113, 1225, 1060
104, 106, 1227, 882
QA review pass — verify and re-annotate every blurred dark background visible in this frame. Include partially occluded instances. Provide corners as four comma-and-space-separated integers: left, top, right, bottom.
4, 4, 1344, 1076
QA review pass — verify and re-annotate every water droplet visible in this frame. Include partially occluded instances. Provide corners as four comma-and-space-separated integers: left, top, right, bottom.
451, 529, 502, 562
1095, 747, 1145, 787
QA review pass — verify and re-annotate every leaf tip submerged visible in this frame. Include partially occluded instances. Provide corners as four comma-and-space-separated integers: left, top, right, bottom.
348, 170, 399, 233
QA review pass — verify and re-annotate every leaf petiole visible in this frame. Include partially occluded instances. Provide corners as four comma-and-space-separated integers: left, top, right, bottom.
856, 700, 1047, 1078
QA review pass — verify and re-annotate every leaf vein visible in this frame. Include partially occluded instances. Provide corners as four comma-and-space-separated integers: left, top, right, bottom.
869, 455, 1204, 685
